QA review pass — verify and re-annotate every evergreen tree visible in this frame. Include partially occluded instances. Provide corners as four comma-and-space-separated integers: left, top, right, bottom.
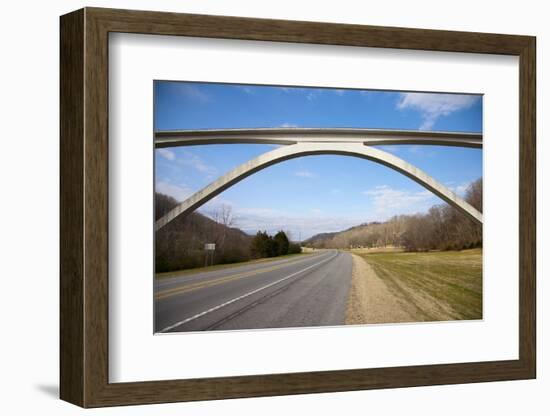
273, 231, 290, 256
250, 231, 271, 258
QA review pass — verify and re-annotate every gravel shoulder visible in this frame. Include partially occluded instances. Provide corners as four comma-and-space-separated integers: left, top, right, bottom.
345, 253, 416, 324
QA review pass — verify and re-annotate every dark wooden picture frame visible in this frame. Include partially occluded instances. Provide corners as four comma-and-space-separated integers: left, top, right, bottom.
60, 7, 536, 408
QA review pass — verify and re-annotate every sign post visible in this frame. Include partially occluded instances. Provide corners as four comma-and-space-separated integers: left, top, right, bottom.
204, 243, 216, 267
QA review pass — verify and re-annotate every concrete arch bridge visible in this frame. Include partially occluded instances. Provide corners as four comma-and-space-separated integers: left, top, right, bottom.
154, 128, 482, 232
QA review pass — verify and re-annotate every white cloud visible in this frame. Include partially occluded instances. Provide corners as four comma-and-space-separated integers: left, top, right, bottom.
237, 86, 253, 94
278, 87, 308, 93
157, 148, 175, 161
377, 145, 401, 154
397, 93, 479, 130
276, 86, 321, 101
279, 122, 299, 128
306, 91, 319, 101
175, 84, 210, 103
294, 170, 317, 178
362, 185, 437, 218
177, 150, 217, 176
227, 206, 367, 240
407, 145, 436, 157
155, 181, 193, 202
449, 181, 470, 196
235, 207, 281, 218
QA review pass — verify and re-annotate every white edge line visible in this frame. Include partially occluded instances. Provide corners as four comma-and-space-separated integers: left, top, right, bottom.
159, 251, 339, 333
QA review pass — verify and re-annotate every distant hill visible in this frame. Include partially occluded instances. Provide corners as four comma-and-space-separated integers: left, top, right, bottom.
155, 193, 252, 272
304, 221, 385, 249
304, 231, 338, 245
303, 178, 482, 251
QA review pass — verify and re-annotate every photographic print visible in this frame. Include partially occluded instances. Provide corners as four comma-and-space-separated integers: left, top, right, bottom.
153, 82, 483, 334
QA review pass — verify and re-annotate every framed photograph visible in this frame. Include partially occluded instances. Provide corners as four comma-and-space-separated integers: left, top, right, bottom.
60, 7, 536, 407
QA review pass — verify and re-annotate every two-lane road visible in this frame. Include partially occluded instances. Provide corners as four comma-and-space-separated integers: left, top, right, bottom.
155, 250, 352, 333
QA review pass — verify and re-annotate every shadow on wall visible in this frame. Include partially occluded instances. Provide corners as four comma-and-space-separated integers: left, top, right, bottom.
34, 384, 58, 399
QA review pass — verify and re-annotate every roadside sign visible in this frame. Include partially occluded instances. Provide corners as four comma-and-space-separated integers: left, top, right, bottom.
204, 243, 216, 251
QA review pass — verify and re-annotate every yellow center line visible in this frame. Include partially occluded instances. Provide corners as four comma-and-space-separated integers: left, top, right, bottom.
155, 253, 326, 301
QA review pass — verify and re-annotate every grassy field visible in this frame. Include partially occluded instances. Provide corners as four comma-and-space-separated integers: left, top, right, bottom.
357, 249, 482, 322
155, 252, 311, 280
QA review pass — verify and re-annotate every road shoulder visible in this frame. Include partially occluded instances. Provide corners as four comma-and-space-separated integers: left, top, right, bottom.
345, 253, 415, 324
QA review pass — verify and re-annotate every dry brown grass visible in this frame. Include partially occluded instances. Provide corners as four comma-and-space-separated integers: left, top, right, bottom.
349, 246, 404, 255
346, 249, 482, 324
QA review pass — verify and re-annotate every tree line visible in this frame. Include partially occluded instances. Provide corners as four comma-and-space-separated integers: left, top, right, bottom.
155, 193, 252, 272
305, 178, 482, 252
156, 178, 481, 272
250, 230, 302, 259
155, 193, 302, 273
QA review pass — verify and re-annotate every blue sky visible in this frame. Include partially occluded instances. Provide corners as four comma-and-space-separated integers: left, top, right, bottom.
154, 82, 482, 240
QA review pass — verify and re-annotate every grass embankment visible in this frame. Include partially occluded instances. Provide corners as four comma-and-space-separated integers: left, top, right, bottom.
155, 252, 311, 280
348, 249, 482, 323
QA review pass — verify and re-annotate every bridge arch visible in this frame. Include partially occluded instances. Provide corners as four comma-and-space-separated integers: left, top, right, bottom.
155, 142, 482, 231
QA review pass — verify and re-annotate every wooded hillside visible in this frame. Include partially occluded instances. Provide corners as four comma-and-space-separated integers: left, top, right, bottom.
304, 178, 482, 252
155, 193, 252, 272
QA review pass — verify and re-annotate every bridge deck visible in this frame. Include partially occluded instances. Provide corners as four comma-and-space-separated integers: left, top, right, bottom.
155, 128, 482, 148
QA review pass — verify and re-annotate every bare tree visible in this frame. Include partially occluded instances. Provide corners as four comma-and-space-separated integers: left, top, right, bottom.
155, 194, 251, 272
217, 204, 234, 254
304, 178, 483, 252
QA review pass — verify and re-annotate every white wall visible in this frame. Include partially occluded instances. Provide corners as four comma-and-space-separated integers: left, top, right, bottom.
0, 0, 546, 414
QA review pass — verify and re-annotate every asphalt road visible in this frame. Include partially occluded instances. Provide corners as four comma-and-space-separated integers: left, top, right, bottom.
155, 250, 352, 333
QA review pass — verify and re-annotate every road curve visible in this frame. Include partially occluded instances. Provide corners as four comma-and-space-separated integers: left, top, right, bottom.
154, 250, 352, 333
